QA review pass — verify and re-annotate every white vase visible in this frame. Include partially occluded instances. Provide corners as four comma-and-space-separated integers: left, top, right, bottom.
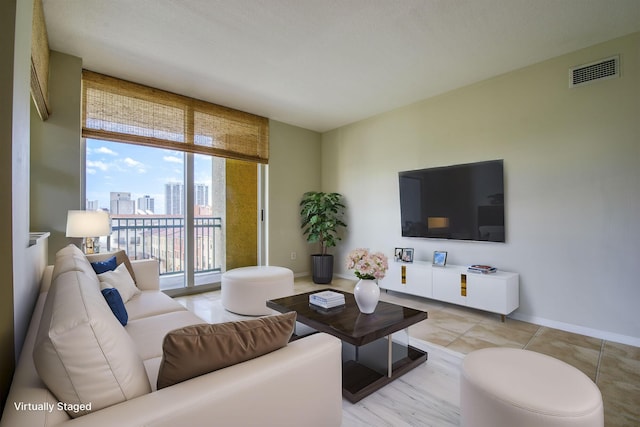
354, 279, 380, 314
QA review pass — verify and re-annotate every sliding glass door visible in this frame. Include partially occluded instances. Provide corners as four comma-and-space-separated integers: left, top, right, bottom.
86, 139, 260, 293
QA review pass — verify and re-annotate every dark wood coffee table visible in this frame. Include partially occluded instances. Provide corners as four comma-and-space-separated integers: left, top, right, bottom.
267, 289, 428, 402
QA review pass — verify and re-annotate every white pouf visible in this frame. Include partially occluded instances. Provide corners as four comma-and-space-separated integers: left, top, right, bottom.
221, 266, 294, 316
461, 348, 604, 427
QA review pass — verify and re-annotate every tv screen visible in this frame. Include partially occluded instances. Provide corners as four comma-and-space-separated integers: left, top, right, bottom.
398, 160, 505, 242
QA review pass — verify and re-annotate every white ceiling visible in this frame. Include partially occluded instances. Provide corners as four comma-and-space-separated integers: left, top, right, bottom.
43, 0, 640, 132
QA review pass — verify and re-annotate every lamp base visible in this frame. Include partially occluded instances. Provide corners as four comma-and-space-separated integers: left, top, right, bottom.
83, 237, 100, 254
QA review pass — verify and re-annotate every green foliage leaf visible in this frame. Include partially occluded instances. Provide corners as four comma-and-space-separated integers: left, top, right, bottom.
299, 191, 347, 255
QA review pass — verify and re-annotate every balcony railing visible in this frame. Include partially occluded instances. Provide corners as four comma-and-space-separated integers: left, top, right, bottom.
109, 215, 222, 276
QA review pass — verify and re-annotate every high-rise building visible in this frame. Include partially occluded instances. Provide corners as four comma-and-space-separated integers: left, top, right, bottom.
137, 195, 155, 213
110, 192, 135, 214
165, 183, 209, 215
165, 183, 184, 215
86, 200, 99, 211
195, 183, 209, 207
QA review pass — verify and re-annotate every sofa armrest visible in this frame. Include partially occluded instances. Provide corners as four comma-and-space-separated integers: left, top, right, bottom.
40, 265, 54, 293
50, 333, 343, 427
131, 259, 160, 291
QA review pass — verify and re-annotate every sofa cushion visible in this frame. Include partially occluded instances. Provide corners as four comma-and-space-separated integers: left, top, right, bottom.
86, 249, 137, 283
51, 244, 101, 288
101, 287, 128, 326
156, 312, 296, 390
143, 357, 162, 392
90, 255, 117, 274
33, 261, 151, 418
125, 310, 205, 360
98, 263, 140, 302
125, 290, 188, 321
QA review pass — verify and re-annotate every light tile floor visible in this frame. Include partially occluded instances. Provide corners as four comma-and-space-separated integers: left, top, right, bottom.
175, 276, 639, 427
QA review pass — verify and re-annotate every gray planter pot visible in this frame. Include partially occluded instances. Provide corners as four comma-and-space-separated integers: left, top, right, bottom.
312, 254, 334, 284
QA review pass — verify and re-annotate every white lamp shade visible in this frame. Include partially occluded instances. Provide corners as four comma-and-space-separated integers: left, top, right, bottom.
66, 210, 111, 237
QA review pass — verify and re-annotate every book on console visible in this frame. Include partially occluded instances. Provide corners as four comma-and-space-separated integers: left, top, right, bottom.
468, 265, 497, 274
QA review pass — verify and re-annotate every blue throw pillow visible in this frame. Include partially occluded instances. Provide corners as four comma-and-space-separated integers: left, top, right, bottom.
91, 256, 117, 274
101, 288, 128, 326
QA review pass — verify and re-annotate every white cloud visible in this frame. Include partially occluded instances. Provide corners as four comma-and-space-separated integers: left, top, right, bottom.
124, 157, 142, 167
123, 157, 146, 174
87, 160, 109, 171
96, 146, 118, 155
163, 156, 183, 164
86, 168, 96, 175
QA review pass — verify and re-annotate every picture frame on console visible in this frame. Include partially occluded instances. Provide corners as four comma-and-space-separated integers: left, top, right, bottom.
394, 247, 404, 262
402, 248, 414, 263
433, 251, 447, 267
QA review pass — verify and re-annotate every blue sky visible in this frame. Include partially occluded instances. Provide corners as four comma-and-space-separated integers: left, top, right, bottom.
86, 139, 212, 214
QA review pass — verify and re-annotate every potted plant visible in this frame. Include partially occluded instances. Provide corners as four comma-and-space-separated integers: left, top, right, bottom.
299, 191, 347, 284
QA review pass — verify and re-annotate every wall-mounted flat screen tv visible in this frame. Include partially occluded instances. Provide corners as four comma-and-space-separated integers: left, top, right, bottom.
398, 159, 505, 242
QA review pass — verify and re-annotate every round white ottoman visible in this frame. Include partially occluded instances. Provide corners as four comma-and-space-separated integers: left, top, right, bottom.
461, 348, 603, 427
221, 266, 294, 316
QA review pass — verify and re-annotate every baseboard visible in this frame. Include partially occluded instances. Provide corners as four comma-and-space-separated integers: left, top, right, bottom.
509, 312, 640, 348
293, 271, 310, 279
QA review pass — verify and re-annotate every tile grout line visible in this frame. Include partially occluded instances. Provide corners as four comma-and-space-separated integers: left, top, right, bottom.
443, 317, 485, 353
595, 340, 606, 384
522, 325, 544, 350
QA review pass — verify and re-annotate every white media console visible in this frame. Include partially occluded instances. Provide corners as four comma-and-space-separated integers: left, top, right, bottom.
379, 261, 519, 321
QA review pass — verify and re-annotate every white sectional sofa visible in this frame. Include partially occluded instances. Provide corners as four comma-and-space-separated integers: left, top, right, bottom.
1, 245, 343, 427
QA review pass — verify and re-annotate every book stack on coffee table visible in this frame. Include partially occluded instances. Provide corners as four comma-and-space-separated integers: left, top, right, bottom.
309, 290, 346, 309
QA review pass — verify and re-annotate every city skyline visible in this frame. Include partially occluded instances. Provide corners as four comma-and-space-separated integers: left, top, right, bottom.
86, 139, 213, 214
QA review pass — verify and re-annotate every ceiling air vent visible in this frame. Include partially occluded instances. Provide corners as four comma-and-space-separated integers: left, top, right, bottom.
569, 55, 619, 88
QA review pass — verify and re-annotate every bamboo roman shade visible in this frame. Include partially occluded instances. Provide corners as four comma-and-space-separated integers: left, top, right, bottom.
82, 70, 269, 163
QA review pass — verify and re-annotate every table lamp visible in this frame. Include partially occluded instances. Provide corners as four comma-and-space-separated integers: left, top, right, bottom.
65, 210, 111, 254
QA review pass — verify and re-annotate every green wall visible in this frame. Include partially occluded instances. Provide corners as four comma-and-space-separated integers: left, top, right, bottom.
268, 121, 321, 273
0, 0, 34, 410
321, 32, 640, 344
30, 51, 83, 264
